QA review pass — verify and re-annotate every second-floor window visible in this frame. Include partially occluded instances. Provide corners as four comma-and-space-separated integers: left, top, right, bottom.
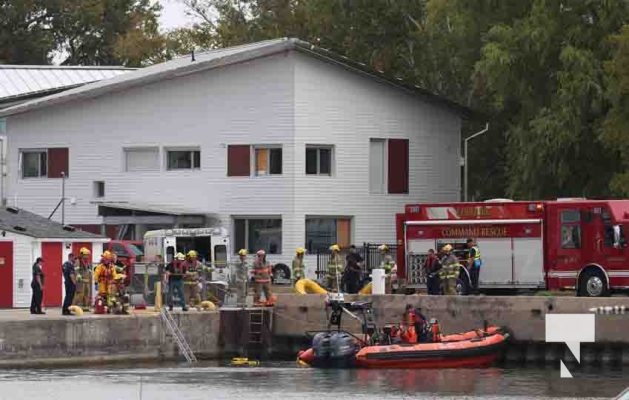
306, 146, 332, 175
20, 148, 68, 179
227, 144, 282, 176
254, 147, 282, 175
167, 149, 200, 170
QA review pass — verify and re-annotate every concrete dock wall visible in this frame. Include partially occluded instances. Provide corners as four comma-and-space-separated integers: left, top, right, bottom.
0, 312, 220, 367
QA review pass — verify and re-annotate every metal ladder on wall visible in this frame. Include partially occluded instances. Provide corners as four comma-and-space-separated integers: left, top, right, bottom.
160, 308, 197, 363
248, 309, 266, 345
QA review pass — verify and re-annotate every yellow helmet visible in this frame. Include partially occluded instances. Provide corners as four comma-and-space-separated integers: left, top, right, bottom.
79, 247, 91, 256
238, 249, 248, 256
101, 251, 113, 260
442, 244, 453, 253
187, 250, 198, 258
296, 247, 306, 255
329, 244, 340, 252
175, 252, 186, 261
378, 244, 389, 252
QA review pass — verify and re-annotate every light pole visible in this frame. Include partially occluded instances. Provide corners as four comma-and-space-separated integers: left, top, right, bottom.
464, 123, 489, 202
61, 172, 66, 225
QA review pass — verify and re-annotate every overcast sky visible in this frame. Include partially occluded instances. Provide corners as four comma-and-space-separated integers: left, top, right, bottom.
157, 0, 197, 30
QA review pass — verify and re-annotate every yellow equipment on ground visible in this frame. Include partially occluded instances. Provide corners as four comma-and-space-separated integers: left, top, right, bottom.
68, 305, 84, 316
230, 357, 260, 367
200, 300, 216, 311
358, 282, 372, 295
294, 279, 328, 294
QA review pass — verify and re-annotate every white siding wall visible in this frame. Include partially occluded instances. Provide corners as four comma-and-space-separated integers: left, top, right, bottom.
5, 232, 35, 308
293, 53, 461, 268
5, 50, 461, 278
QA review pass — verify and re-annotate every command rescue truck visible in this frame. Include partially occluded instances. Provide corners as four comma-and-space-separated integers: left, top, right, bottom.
395, 199, 629, 297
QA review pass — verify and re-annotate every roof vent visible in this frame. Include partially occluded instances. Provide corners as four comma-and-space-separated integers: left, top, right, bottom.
6, 206, 19, 214
13, 225, 26, 232
62, 225, 76, 232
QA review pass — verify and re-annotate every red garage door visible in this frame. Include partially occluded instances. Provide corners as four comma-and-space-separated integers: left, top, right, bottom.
41, 242, 63, 307
0, 242, 13, 308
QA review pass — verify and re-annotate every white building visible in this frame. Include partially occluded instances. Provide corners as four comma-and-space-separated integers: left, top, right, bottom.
0, 38, 467, 276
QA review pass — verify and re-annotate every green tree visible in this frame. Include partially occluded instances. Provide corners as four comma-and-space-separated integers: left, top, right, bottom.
0, 0, 53, 64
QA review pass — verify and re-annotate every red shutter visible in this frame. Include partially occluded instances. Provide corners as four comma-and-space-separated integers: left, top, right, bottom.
48, 147, 69, 178
388, 139, 409, 194
227, 145, 251, 176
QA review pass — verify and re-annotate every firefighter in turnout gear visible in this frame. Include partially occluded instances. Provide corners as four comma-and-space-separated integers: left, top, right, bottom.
292, 247, 306, 284
93, 251, 125, 313
184, 250, 203, 308
439, 244, 461, 295
326, 244, 344, 292
166, 252, 188, 311
253, 250, 276, 306
378, 244, 398, 294
232, 249, 249, 306
73, 247, 93, 311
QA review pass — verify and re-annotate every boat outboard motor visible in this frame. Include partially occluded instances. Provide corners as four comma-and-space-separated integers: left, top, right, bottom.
311, 331, 359, 368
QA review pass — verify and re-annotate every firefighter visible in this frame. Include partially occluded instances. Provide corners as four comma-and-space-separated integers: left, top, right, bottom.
466, 239, 482, 295
166, 253, 188, 311
73, 247, 93, 311
292, 247, 306, 284
184, 250, 203, 308
253, 250, 275, 306
232, 249, 249, 306
400, 304, 418, 344
93, 251, 123, 313
326, 244, 344, 292
425, 249, 441, 295
378, 244, 398, 294
439, 244, 461, 295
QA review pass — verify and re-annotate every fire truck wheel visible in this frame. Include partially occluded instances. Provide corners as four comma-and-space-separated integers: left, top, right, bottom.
578, 269, 609, 297
456, 276, 470, 296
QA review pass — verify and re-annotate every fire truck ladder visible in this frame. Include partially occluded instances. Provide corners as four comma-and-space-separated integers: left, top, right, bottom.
160, 307, 197, 363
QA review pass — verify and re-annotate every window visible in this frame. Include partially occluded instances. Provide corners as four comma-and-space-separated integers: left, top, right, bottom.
369, 138, 409, 194
305, 217, 351, 253
255, 147, 282, 175
560, 210, 581, 249
20, 148, 69, 179
234, 217, 282, 254
125, 147, 159, 172
93, 181, 105, 198
306, 146, 332, 175
214, 245, 227, 267
228, 145, 282, 177
602, 210, 626, 248
167, 149, 200, 170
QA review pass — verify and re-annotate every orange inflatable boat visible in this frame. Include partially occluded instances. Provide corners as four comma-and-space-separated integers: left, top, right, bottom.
354, 332, 509, 369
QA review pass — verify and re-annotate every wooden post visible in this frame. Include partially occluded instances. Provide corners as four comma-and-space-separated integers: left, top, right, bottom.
155, 281, 162, 311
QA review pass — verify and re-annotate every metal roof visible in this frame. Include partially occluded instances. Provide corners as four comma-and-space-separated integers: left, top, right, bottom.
0, 38, 472, 118
93, 201, 208, 216
0, 206, 106, 239
0, 65, 135, 105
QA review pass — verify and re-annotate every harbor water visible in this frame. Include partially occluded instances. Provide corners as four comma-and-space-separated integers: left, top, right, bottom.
0, 361, 627, 400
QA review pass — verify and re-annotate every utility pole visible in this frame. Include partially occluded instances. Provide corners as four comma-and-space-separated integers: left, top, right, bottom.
464, 123, 489, 202
61, 172, 66, 225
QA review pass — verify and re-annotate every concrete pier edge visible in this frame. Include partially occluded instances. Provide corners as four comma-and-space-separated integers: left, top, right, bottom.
1, 294, 629, 367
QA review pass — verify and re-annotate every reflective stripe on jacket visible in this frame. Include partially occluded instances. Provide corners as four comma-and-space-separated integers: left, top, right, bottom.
254, 261, 272, 283
292, 257, 305, 280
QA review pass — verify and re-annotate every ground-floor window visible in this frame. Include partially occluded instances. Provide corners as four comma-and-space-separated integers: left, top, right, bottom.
233, 217, 282, 254
305, 217, 351, 253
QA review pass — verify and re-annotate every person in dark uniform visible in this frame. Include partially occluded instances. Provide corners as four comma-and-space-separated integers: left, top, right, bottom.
343, 245, 363, 293
30, 257, 45, 314
466, 239, 482, 295
425, 249, 441, 295
62, 253, 77, 315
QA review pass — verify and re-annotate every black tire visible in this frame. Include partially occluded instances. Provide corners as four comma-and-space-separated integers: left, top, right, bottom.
456, 269, 471, 296
273, 263, 291, 281
578, 269, 609, 297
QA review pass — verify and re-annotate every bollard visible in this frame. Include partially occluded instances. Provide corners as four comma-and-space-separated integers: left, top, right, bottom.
155, 281, 162, 311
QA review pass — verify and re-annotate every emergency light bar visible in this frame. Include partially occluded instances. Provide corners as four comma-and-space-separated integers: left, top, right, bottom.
405, 219, 542, 225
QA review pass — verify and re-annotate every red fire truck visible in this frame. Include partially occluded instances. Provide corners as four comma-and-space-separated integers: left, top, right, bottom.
395, 199, 629, 297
